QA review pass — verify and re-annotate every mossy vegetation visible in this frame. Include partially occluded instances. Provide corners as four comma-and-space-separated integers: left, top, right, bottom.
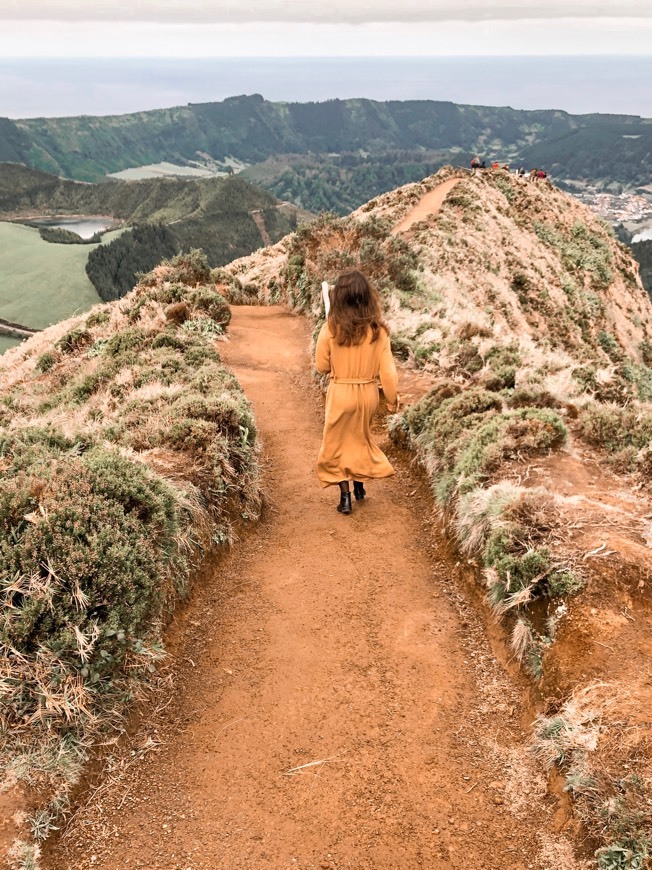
391, 387, 578, 676
394, 385, 566, 505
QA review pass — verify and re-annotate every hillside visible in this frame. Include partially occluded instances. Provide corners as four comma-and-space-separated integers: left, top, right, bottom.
227, 166, 651, 394
2, 94, 651, 202
221, 167, 652, 865
0, 163, 301, 327
0, 162, 299, 265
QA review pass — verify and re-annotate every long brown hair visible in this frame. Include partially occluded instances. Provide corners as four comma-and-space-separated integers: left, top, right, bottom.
328, 270, 388, 347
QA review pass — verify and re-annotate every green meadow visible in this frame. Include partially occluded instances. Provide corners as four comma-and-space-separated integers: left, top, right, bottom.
0, 223, 123, 331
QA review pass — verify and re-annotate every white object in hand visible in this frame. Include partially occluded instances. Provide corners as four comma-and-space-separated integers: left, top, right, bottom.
322, 281, 331, 317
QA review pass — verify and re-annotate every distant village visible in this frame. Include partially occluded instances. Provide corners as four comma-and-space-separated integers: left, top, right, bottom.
573, 189, 652, 225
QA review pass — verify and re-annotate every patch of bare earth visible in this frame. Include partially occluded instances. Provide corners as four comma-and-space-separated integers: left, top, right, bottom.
43, 307, 580, 870
501, 436, 652, 705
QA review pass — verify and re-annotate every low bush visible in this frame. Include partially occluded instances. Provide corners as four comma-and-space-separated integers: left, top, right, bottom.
56, 327, 91, 354
578, 403, 652, 453
35, 351, 56, 374
396, 386, 566, 505
162, 248, 211, 286
393, 388, 576, 680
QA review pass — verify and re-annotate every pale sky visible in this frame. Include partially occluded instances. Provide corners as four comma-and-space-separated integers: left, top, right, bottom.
0, 0, 650, 56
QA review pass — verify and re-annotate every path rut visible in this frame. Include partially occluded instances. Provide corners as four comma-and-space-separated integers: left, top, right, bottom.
392, 177, 461, 235
46, 306, 568, 870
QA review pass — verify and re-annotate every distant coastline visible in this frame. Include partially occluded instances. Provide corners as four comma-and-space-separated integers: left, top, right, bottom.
2, 55, 651, 120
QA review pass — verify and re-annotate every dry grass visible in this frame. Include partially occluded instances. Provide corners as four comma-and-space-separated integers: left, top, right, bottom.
534, 684, 652, 869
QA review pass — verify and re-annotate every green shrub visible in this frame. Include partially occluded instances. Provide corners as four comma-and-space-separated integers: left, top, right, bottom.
36, 351, 56, 373
505, 387, 560, 409
151, 331, 188, 351
85, 309, 111, 328
398, 386, 566, 506
164, 249, 211, 285
189, 287, 231, 326
56, 327, 91, 354
578, 403, 652, 454
104, 327, 148, 357
71, 371, 110, 402
640, 341, 652, 368
597, 842, 648, 870
599, 331, 624, 362
546, 570, 584, 597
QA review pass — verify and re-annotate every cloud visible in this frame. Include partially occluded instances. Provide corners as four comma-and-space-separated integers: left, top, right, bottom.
3, 0, 651, 22
2, 18, 651, 59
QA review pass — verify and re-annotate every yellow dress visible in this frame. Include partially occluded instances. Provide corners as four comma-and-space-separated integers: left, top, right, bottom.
315, 322, 399, 487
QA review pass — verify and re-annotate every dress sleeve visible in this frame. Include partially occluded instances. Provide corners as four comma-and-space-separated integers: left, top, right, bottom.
379, 330, 398, 407
315, 322, 332, 374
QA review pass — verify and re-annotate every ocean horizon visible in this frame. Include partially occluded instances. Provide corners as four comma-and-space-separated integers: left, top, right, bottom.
1, 56, 652, 120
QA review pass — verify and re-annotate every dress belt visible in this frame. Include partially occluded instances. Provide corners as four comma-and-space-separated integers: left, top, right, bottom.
330, 377, 375, 385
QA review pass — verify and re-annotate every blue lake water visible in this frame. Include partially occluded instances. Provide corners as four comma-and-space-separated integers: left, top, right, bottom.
29, 217, 118, 239
1, 56, 651, 119
633, 227, 652, 243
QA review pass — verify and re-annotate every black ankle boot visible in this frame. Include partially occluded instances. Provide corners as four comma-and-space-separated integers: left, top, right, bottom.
337, 492, 352, 514
353, 481, 366, 500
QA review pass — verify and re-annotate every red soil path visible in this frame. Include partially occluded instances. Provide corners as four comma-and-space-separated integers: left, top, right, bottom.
44, 306, 569, 870
392, 178, 462, 234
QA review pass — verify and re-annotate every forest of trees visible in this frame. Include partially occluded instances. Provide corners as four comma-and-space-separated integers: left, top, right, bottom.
38, 226, 101, 244
253, 152, 449, 214
633, 240, 652, 296
85, 224, 180, 301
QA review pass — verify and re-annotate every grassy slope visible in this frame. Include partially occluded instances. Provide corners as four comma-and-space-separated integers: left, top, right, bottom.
0, 223, 124, 328
0, 164, 283, 225
0, 252, 260, 861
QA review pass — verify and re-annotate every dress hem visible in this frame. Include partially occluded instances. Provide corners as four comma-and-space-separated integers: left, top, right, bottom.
318, 469, 395, 488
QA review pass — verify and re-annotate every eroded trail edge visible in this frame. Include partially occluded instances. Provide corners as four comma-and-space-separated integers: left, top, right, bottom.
46, 306, 576, 870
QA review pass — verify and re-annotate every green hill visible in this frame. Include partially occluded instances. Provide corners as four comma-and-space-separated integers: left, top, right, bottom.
1, 95, 650, 203
0, 164, 301, 325
0, 163, 298, 255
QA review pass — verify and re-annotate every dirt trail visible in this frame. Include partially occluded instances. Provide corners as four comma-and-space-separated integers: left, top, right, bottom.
392, 177, 461, 234
251, 209, 273, 247
46, 306, 573, 870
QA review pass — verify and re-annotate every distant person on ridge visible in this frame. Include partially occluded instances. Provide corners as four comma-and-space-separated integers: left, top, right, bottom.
315, 270, 399, 515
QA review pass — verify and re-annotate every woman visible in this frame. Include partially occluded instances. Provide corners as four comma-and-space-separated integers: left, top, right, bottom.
315, 270, 399, 515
